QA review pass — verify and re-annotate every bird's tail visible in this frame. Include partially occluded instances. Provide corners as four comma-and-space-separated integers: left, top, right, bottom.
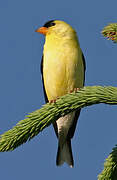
56, 139, 74, 167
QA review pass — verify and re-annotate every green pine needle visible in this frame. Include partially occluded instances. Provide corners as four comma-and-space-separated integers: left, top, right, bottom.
102, 23, 117, 43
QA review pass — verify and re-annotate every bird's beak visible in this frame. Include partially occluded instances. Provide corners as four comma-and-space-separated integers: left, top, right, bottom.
35, 27, 48, 35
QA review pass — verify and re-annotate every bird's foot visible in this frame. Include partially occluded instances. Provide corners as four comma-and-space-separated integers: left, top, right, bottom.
70, 88, 80, 93
49, 97, 59, 104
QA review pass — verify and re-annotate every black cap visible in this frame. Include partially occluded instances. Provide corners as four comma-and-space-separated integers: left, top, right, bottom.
43, 20, 56, 28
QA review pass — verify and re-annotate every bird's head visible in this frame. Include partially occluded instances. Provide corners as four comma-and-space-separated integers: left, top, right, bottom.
35, 20, 76, 38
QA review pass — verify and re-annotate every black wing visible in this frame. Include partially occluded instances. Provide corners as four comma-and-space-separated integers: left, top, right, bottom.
41, 56, 48, 103
82, 52, 86, 84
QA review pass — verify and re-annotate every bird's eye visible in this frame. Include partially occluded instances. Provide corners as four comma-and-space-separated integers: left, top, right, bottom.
43, 20, 56, 28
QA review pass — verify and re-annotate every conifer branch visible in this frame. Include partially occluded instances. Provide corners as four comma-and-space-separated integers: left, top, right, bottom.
102, 23, 117, 43
98, 145, 117, 180
0, 86, 117, 152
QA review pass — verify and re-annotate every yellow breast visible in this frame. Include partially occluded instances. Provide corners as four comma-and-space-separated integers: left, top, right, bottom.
43, 35, 84, 100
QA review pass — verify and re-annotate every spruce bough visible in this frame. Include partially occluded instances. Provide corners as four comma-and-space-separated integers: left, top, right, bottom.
102, 23, 117, 43
0, 85, 117, 179
98, 145, 117, 180
0, 86, 117, 152
1, 86, 117, 180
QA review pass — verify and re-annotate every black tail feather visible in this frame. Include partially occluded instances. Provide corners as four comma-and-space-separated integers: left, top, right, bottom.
56, 139, 74, 167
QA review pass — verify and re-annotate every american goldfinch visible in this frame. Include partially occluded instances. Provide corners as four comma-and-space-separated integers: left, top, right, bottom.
35, 20, 86, 167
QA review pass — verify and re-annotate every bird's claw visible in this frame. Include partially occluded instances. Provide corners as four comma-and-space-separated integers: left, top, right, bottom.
70, 88, 80, 93
49, 97, 59, 104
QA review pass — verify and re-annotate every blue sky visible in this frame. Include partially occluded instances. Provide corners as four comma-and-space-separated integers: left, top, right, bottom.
0, 0, 117, 179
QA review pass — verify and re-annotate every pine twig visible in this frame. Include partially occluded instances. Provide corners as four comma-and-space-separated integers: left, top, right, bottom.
98, 145, 117, 180
102, 23, 117, 43
0, 86, 117, 152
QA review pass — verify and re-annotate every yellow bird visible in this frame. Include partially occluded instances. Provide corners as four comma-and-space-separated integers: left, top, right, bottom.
36, 20, 86, 167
